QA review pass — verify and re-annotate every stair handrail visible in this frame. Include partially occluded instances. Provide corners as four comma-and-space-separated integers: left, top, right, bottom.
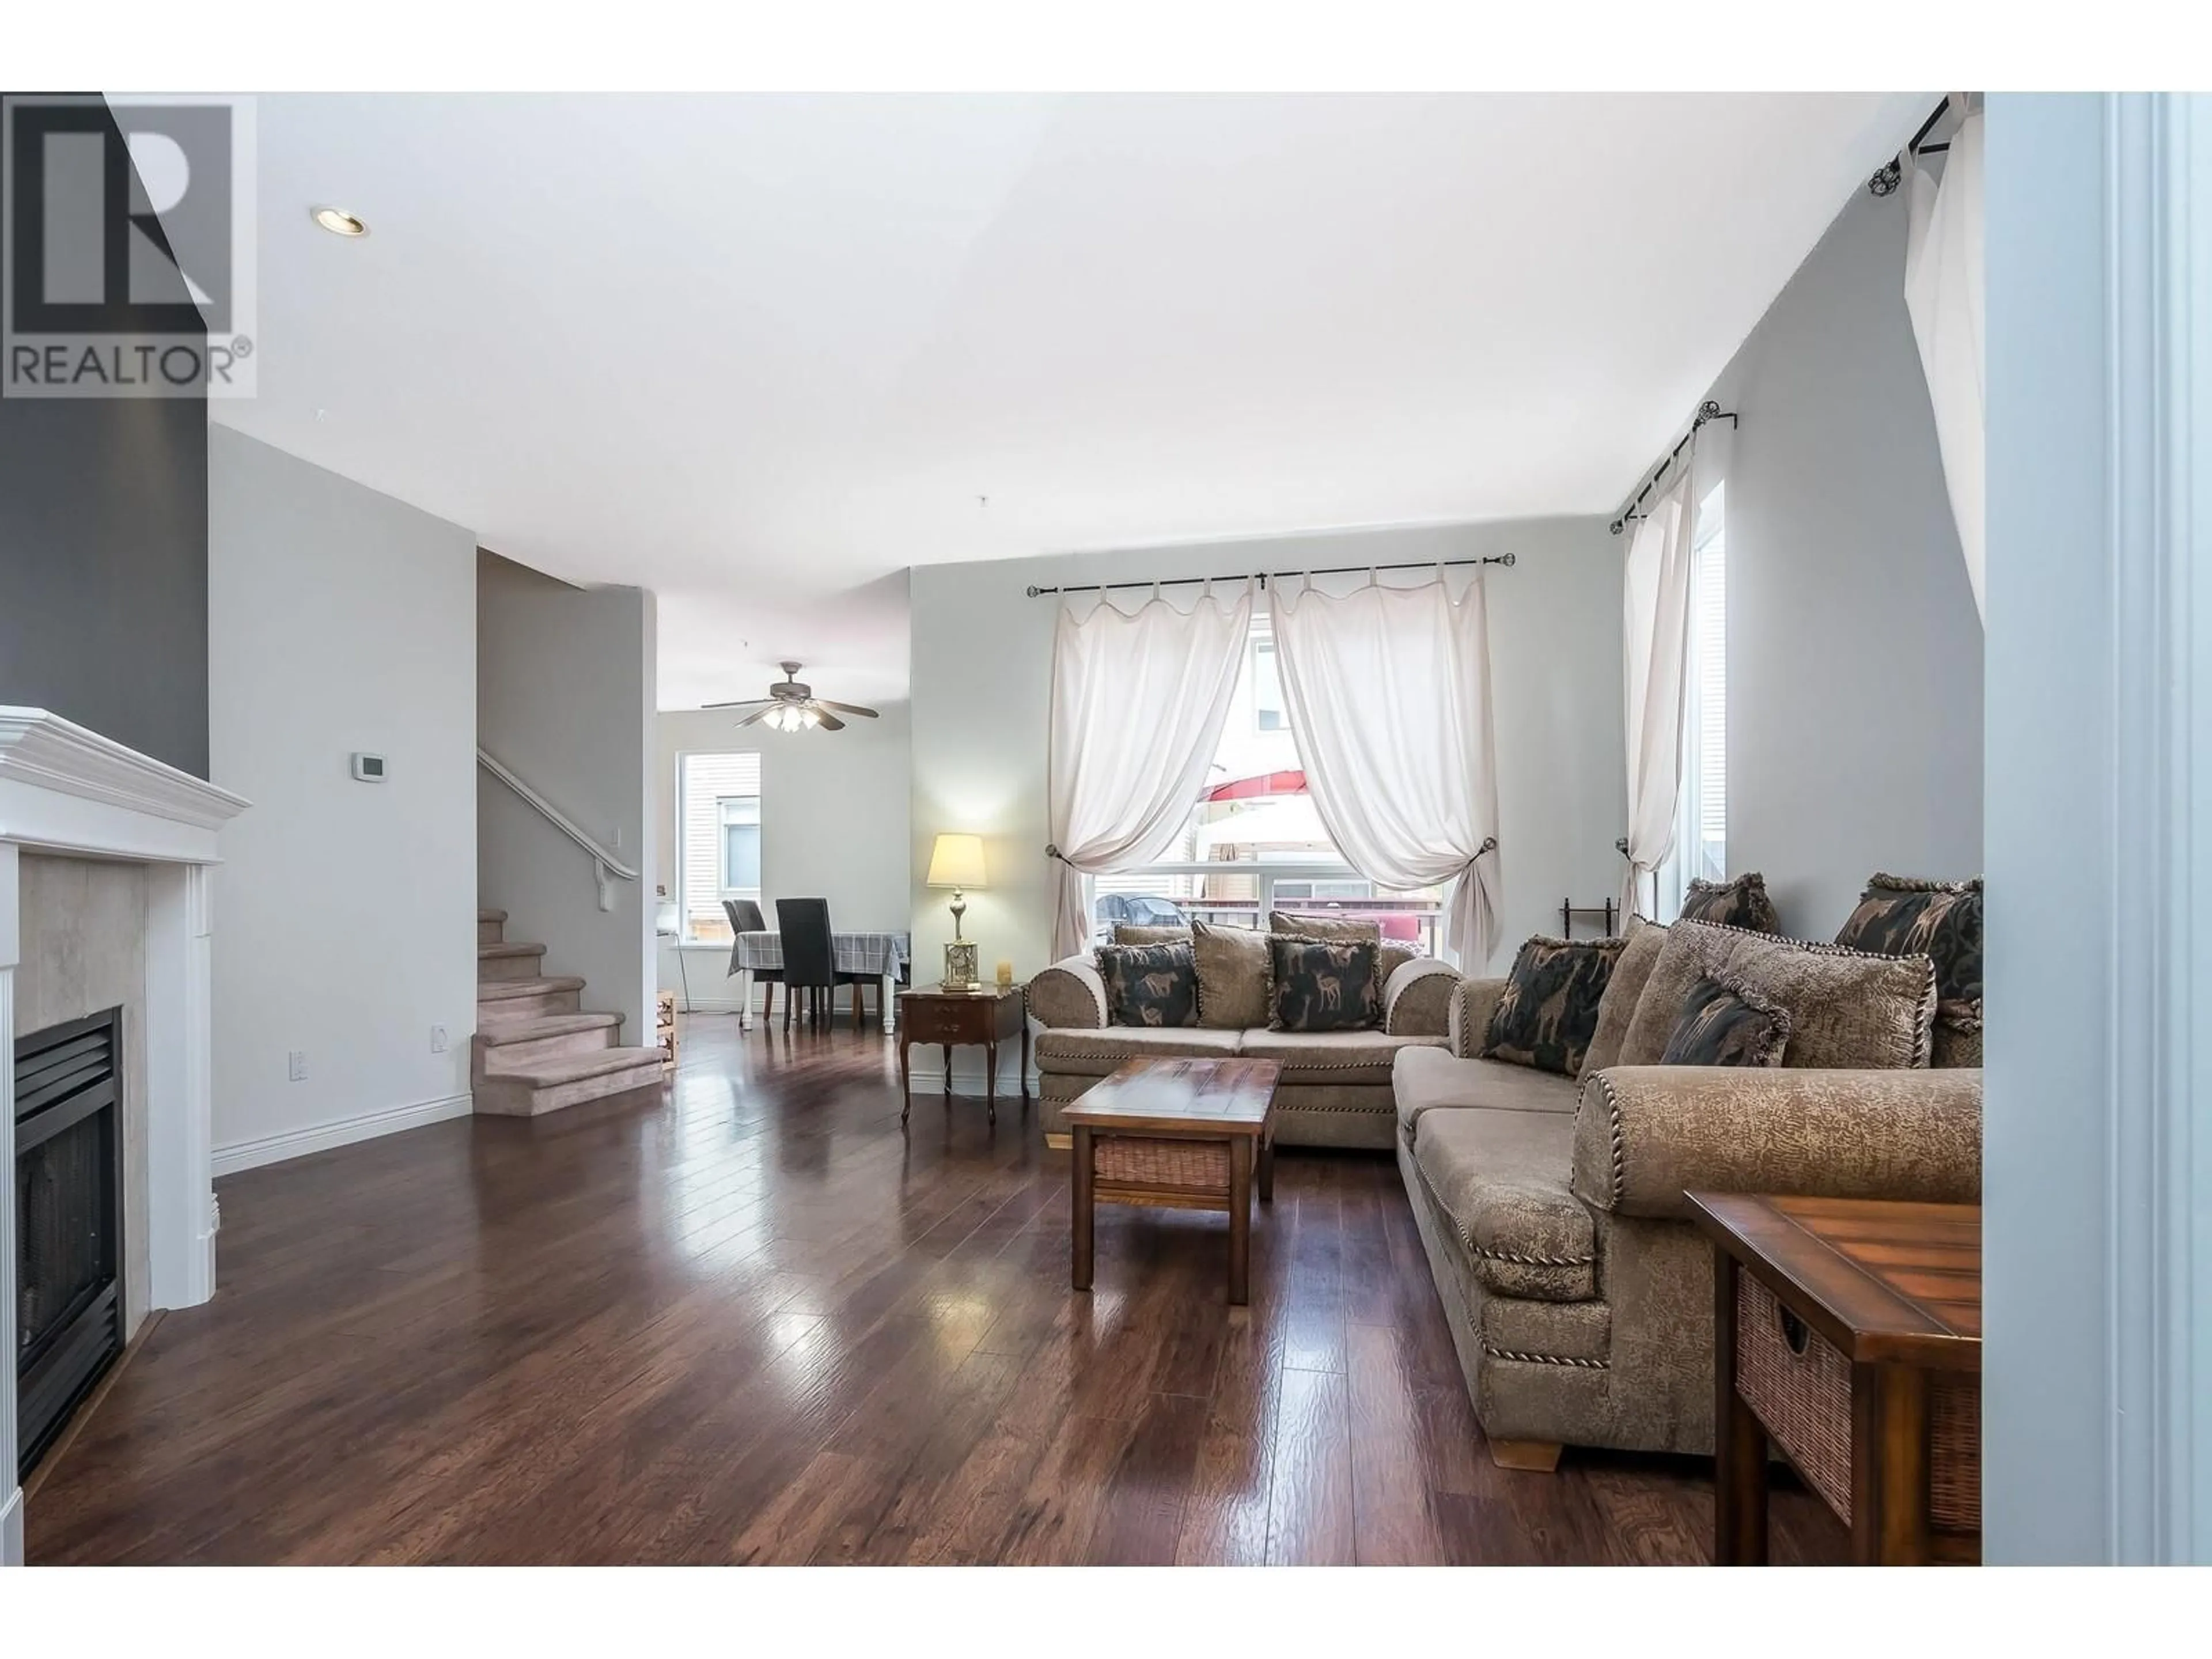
477, 746, 639, 912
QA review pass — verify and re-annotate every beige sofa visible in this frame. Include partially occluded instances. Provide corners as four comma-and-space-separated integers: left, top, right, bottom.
1393, 977, 1983, 1467
1028, 952, 1460, 1150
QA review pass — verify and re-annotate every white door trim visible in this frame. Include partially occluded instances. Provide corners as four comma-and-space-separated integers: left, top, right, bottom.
1984, 90, 2207, 1566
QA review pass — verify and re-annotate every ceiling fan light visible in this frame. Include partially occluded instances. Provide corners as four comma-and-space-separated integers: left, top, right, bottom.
800, 705, 823, 729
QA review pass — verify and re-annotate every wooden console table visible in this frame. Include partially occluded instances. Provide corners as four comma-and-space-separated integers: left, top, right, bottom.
1689, 1192, 1982, 1566
896, 984, 1028, 1126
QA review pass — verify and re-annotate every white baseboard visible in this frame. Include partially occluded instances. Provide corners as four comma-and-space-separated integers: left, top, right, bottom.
212, 1092, 475, 1176
2, 1484, 22, 1566
666, 993, 757, 1015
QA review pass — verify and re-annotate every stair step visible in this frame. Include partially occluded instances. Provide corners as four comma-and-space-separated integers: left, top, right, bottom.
477, 975, 587, 1022
476, 1012, 621, 1046
473, 1012, 623, 1075
477, 908, 507, 947
498, 1046, 664, 1086
478, 908, 508, 923
479, 940, 548, 983
478, 974, 585, 1002
472, 1046, 666, 1119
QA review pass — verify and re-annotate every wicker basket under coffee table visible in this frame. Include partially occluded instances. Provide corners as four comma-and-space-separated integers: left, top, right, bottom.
1688, 1192, 1982, 1566
1065, 1057, 1281, 1306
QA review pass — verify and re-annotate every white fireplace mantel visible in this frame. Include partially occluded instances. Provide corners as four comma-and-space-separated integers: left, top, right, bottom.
1, 707, 249, 1566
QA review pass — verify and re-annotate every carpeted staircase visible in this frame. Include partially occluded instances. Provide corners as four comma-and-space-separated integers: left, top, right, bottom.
472, 907, 664, 1115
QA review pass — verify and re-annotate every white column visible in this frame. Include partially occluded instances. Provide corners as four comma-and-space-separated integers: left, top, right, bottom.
1, 843, 23, 1565
144, 862, 217, 1310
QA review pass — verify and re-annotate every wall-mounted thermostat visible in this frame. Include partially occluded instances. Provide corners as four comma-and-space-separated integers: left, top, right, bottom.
350, 752, 387, 782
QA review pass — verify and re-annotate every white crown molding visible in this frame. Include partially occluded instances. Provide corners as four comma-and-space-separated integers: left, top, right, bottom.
0, 707, 249, 836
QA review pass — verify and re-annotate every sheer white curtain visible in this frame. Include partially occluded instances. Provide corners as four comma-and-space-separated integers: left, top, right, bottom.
1046, 584, 1254, 961
1620, 429, 1725, 919
1268, 574, 1502, 967
1904, 102, 1986, 623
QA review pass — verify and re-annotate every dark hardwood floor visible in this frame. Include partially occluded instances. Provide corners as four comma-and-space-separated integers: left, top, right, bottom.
27, 1017, 1845, 1565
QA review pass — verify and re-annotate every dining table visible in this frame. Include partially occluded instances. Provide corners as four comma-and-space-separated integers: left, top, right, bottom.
727, 929, 911, 1034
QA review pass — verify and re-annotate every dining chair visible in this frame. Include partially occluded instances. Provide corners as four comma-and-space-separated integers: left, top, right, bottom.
723, 898, 779, 1022
774, 898, 872, 1032
775, 897, 835, 1031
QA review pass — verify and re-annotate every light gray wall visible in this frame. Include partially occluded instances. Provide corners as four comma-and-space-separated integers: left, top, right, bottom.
909, 516, 1624, 1022
653, 704, 912, 1012
478, 555, 656, 1039
208, 429, 479, 1162
1705, 181, 1985, 934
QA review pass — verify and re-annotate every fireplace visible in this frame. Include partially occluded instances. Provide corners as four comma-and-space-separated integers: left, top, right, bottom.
2, 707, 249, 1557
13, 1008, 124, 1479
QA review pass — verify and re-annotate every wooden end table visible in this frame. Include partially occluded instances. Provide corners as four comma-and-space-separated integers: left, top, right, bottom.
897, 984, 1028, 1126
1064, 1057, 1280, 1306
1688, 1192, 1982, 1566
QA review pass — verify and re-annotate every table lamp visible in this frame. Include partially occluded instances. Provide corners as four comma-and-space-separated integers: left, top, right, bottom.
926, 832, 987, 990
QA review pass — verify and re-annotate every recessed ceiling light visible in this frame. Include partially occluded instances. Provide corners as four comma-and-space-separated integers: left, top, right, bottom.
312, 207, 368, 238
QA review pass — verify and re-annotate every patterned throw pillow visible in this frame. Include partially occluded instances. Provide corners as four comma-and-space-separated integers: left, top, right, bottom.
1267, 912, 1418, 993
1267, 937, 1381, 1032
1660, 975, 1793, 1067
1676, 872, 1782, 933
1095, 942, 1199, 1028
1481, 935, 1626, 1077
1833, 874, 1983, 1020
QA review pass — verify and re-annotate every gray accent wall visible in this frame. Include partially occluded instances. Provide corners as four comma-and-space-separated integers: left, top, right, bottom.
1704, 183, 1984, 934
0, 94, 210, 777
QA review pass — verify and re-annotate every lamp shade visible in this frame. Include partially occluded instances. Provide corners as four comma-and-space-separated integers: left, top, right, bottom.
926, 832, 987, 889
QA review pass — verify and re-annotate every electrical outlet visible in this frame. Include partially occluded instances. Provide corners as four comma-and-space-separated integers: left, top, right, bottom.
287, 1049, 306, 1082
431, 1024, 449, 1054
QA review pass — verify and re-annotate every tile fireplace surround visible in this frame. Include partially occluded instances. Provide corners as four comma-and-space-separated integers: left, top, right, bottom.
0, 708, 248, 1566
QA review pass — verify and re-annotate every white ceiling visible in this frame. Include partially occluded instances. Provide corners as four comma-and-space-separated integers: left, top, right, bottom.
213, 92, 1926, 710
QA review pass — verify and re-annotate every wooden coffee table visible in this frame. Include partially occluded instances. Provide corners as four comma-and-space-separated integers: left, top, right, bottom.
1064, 1056, 1280, 1305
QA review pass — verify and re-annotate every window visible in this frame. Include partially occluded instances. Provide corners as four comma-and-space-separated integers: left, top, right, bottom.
1251, 637, 1285, 732
720, 797, 761, 893
1094, 610, 1448, 955
677, 751, 762, 942
1665, 482, 1727, 915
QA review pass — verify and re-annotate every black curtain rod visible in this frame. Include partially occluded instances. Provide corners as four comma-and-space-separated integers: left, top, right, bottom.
1869, 96, 1963, 196
1608, 401, 1737, 536
1025, 552, 1514, 598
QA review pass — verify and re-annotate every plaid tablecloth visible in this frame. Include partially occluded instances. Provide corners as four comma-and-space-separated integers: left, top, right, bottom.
728, 930, 910, 978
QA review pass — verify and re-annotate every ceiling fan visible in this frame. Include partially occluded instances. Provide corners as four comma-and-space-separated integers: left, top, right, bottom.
702, 662, 880, 733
